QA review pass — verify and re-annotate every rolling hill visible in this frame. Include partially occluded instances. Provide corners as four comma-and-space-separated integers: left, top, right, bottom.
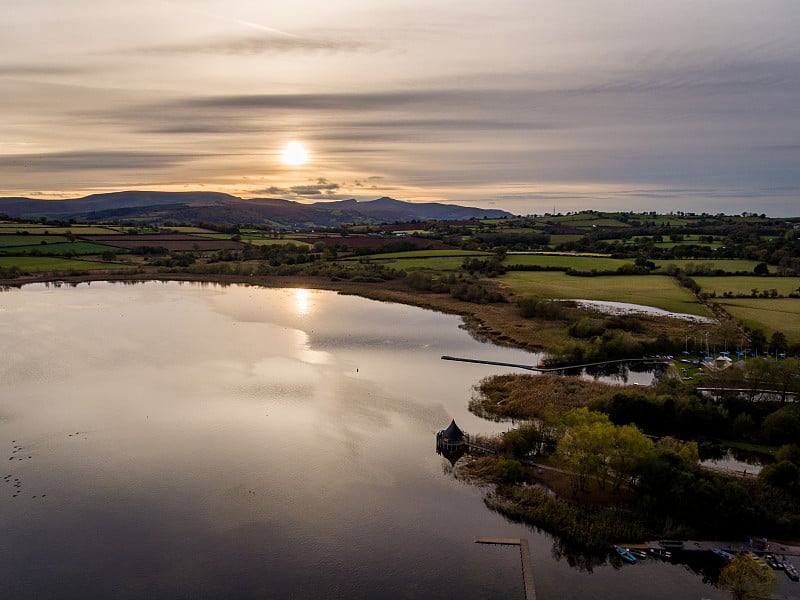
0, 192, 512, 227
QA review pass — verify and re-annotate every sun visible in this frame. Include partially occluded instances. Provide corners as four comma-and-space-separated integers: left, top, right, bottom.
281, 141, 309, 166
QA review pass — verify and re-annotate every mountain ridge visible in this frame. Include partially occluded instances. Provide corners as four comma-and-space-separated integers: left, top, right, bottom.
0, 191, 512, 226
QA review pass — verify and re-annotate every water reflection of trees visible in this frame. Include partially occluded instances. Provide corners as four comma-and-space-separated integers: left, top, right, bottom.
551, 539, 725, 584
557, 361, 665, 384
550, 538, 607, 573
699, 443, 772, 467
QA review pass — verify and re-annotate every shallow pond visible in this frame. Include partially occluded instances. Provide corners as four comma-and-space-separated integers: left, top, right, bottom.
699, 444, 771, 476
0, 281, 758, 599
569, 299, 715, 323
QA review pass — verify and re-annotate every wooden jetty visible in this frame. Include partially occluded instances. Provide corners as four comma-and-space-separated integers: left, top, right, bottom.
474, 537, 536, 600
441, 354, 670, 373
441, 355, 538, 371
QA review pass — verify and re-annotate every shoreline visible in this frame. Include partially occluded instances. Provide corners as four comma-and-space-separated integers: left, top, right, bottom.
0, 268, 548, 353
2, 266, 699, 357
8, 268, 800, 551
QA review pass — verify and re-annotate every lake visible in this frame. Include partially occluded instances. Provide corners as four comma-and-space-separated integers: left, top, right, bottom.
0, 281, 737, 599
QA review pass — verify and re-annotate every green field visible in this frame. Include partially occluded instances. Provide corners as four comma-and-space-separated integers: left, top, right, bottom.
389, 229, 427, 235
654, 259, 761, 273
548, 234, 582, 246
356, 256, 469, 271
338, 249, 492, 271
0, 241, 122, 256
0, 224, 119, 235
504, 254, 625, 271
246, 238, 312, 247
652, 241, 723, 249
349, 249, 490, 260
488, 227, 546, 234
693, 276, 800, 297
716, 298, 800, 342
641, 216, 692, 227
185, 232, 310, 246
191, 232, 236, 239
499, 271, 711, 316
170, 226, 219, 234
0, 256, 135, 273
554, 218, 629, 228
0, 235, 71, 247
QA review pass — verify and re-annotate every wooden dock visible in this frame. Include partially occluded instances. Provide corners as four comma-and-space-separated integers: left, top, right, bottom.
442, 355, 538, 371
474, 537, 536, 600
442, 354, 669, 373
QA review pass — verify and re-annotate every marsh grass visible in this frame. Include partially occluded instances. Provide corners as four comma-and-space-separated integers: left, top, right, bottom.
486, 484, 647, 552
471, 373, 627, 420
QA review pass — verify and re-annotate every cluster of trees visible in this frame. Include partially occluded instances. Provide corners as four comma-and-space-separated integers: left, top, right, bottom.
740, 329, 797, 357
240, 241, 319, 265
450, 281, 506, 304
591, 366, 800, 447
469, 231, 550, 250
404, 271, 456, 293
636, 443, 759, 536
591, 387, 730, 439
403, 268, 507, 304
496, 405, 800, 541
717, 287, 800, 299
554, 330, 683, 365
547, 217, 800, 273
0, 265, 22, 278
719, 553, 779, 600
759, 443, 800, 498
517, 297, 575, 320
555, 408, 655, 494
153, 252, 195, 268
461, 255, 507, 277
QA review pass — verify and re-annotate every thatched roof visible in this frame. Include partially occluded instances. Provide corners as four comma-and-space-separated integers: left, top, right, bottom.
441, 419, 464, 442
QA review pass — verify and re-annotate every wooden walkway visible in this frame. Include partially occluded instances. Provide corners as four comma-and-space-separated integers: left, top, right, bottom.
463, 441, 500, 454
442, 354, 669, 373
442, 355, 538, 371
474, 537, 536, 600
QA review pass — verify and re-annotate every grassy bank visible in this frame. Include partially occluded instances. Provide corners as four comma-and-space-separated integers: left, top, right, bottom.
499, 271, 711, 317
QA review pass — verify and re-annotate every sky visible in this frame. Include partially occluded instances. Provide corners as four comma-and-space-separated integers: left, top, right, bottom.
1, 0, 799, 216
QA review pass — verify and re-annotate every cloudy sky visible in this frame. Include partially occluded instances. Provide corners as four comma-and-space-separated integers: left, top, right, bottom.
1, 0, 799, 215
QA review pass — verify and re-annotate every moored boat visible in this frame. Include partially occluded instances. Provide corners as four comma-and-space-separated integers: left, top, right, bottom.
763, 553, 782, 570
614, 545, 637, 564
649, 548, 672, 559
628, 548, 648, 559
711, 548, 735, 561
781, 556, 799, 582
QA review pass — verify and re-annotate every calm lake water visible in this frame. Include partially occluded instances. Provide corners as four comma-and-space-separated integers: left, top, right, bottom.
0, 281, 742, 599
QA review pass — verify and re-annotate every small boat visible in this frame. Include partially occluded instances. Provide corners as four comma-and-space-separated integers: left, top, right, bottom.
614, 546, 637, 564
628, 548, 648, 560
712, 548, 735, 561
781, 556, 799, 582
752, 553, 773, 570
649, 548, 672, 559
764, 553, 782, 570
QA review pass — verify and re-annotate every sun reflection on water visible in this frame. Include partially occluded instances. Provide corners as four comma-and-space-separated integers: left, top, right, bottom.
294, 288, 311, 316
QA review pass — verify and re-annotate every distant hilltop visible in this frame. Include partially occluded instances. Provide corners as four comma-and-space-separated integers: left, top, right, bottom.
0, 191, 513, 227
